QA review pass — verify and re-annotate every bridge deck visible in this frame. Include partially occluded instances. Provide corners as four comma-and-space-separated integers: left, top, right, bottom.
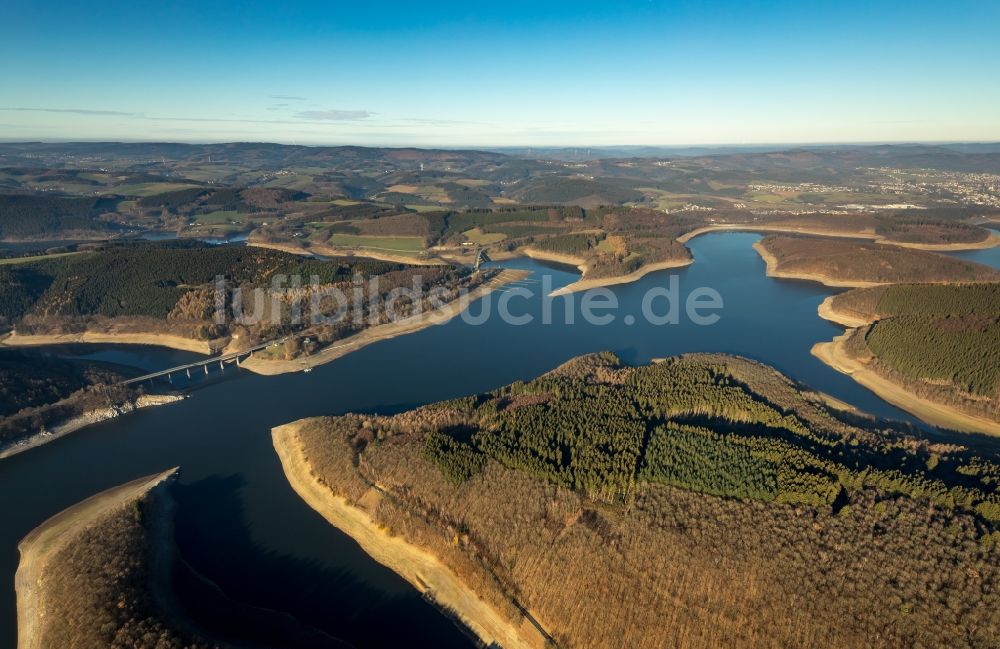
122, 338, 286, 385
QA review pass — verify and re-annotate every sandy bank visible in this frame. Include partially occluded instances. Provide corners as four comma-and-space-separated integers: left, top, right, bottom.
816, 295, 875, 328
549, 258, 693, 296
16, 468, 179, 649
241, 269, 530, 375
271, 422, 544, 649
811, 332, 1000, 436
751, 241, 885, 288
519, 247, 587, 272
519, 247, 693, 296
677, 224, 876, 243
0, 394, 186, 460
2, 330, 217, 354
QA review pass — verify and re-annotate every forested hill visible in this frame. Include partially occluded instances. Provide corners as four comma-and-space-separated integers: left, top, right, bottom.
0, 240, 488, 365
829, 283, 1000, 422
0, 241, 411, 324
291, 352, 1000, 648
0, 194, 120, 240
421, 352, 1000, 513
760, 235, 1000, 284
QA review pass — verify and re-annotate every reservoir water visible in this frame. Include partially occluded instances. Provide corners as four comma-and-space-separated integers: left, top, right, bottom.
947, 228, 1000, 269
2, 232, 999, 648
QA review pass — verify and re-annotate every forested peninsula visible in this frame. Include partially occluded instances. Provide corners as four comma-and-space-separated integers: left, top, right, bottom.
754, 235, 1000, 287
815, 283, 1000, 434
15, 470, 228, 649
274, 352, 1000, 649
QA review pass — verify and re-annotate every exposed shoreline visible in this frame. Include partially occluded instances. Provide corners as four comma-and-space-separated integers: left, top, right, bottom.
0, 394, 186, 460
241, 268, 530, 375
678, 223, 876, 243
16, 468, 180, 649
811, 332, 1000, 436
0, 271, 526, 456
271, 421, 544, 649
816, 295, 875, 328
2, 270, 527, 379
751, 240, 885, 288
814, 291, 1000, 437
679, 223, 1000, 251
518, 246, 587, 272
549, 258, 694, 296
2, 330, 217, 354
519, 247, 693, 296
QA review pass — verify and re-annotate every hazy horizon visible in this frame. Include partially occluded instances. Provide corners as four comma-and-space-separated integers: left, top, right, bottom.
2, 138, 1000, 150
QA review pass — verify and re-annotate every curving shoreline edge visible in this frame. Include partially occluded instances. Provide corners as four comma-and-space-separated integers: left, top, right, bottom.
751, 240, 885, 288
811, 333, 1000, 436
271, 421, 545, 649
16, 468, 180, 649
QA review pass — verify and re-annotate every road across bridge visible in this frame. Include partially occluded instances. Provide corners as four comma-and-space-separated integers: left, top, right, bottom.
122, 338, 287, 385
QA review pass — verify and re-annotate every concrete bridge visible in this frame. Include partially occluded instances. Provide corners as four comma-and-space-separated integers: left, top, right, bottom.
122, 338, 287, 386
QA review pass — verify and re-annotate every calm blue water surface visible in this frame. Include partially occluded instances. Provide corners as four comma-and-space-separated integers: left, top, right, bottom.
947, 228, 1000, 269
2, 232, 998, 648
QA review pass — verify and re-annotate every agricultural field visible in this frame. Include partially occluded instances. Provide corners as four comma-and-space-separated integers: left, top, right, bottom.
111, 181, 204, 197
462, 227, 506, 245
327, 233, 426, 255
190, 210, 242, 225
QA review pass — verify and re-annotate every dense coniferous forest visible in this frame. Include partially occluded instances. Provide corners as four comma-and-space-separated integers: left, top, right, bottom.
0, 240, 490, 449
290, 353, 1000, 648
0, 241, 483, 350
829, 283, 1000, 421
867, 316, 1000, 397
0, 194, 120, 240
1, 241, 400, 320
418, 353, 999, 514
874, 210, 992, 244
834, 283, 1000, 321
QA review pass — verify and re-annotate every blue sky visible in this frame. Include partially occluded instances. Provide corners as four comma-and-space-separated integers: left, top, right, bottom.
2, 1, 998, 146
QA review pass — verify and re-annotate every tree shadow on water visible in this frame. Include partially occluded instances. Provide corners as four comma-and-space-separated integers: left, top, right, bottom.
170, 475, 475, 649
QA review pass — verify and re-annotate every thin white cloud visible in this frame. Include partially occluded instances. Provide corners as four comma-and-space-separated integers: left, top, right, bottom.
295, 109, 371, 121
1, 107, 136, 116
269, 94, 307, 101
